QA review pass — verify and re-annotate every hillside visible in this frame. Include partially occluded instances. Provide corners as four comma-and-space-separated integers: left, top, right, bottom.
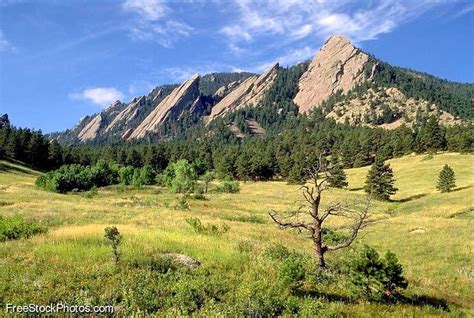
0, 153, 473, 316
54, 34, 473, 145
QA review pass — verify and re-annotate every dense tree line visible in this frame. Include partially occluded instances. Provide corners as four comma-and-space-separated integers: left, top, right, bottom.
1, 109, 472, 183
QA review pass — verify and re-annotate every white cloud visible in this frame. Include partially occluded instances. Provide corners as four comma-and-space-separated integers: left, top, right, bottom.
122, 0, 168, 21
220, 0, 445, 50
70, 87, 124, 107
0, 30, 15, 52
122, 0, 193, 47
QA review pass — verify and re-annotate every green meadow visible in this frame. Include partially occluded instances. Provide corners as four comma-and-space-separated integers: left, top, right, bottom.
0, 152, 473, 316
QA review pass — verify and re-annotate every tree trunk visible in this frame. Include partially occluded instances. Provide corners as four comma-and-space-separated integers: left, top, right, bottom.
313, 225, 326, 268
204, 182, 208, 193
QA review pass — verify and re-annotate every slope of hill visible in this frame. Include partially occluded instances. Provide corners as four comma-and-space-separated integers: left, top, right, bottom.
0, 153, 472, 316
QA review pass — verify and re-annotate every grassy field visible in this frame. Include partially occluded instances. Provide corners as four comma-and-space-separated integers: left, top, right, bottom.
0, 153, 473, 316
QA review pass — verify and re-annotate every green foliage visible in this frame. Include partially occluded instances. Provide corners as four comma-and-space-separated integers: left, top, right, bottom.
364, 157, 398, 200
436, 164, 456, 193
104, 226, 122, 265
185, 217, 230, 236
212, 180, 240, 193
163, 160, 197, 193
35, 160, 157, 193
349, 245, 408, 300
263, 243, 291, 261
192, 184, 206, 200
201, 171, 215, 193
278, 255, 307, 291
327, 155, 348, 188
0, 215, 47, 242
322, 228, 348, 245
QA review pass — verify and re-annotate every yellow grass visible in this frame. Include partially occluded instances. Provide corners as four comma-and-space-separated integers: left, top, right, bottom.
0, 153, 473, 316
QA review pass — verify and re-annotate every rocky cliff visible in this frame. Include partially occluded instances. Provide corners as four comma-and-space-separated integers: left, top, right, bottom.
208, 63, 279, 120
128, 74, 202, 139
294, 35, 369, 113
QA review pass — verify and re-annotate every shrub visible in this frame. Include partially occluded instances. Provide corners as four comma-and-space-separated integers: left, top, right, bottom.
263, 243, 291, 261
119, 166, 135, 185
185, 217, 230, 236
349, 245, 408, 300
0, 215, 47, 241
212, 180, 240, 193
278, 255, 307, 291
322, 228, 348, 245
163, 160, 197, 193
104, 226, 122, 265
192, 185, 206, 200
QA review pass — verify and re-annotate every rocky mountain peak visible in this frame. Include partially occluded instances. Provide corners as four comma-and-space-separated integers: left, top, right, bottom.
208, 62, 279, 121
127, 74, 201, 139
294, 34, 369, 113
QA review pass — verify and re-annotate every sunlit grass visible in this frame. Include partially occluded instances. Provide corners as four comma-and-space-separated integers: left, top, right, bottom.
0, 152, 472, 315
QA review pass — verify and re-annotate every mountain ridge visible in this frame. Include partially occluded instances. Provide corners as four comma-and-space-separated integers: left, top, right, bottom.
54, 34, 473, 144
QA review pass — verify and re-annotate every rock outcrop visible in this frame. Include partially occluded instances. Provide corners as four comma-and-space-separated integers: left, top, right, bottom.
128, 75, 201, 139
294, 35, 369, 113
105, 96, 146, 133
208, 63, 279, 121
325, 87, 461, 129
77, 114, 102, 141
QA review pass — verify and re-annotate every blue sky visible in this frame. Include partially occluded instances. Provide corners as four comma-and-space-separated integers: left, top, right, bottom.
0, 0, 473, 133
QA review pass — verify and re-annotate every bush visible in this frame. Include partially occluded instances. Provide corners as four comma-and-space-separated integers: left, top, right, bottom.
278, 255, 307, 291
163, 160, 197, 193
0, 216, 47, 241
263, 243, 291, 261
192, 185, 206, 200
212, 180, 240, 193
185, 217, 230, 236
349, 245, 408, 300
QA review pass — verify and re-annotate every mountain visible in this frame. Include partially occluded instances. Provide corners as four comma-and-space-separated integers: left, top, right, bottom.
55, 34, 473, 144
294, 35, 370, 112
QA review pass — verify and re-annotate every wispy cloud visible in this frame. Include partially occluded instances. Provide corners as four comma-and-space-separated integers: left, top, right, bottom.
70, 87, 124, 107
0, 30, 15, 53
123, 0, 168, 21
220, 0, 446, 52
122, 0, 193, 47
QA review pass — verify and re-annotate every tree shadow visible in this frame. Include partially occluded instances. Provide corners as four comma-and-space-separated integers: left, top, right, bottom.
390, 193, 428, 203
0, 162, 34, 174
399, 294, 450, 312
297, 290, 450, 312
296, 290, 353, 303
348, 187, 364, 192
450, 185, 472, 193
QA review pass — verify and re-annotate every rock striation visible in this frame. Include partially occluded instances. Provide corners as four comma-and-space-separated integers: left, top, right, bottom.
77, 114, 103, 141
294, 35, 369, 113
208, 63, 279, 121
128, 74, 201, 139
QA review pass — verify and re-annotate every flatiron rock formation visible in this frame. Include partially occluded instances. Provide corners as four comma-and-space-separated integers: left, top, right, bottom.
294, 35, 369, 113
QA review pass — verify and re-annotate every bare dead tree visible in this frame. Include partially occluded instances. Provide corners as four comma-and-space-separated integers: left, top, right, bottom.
269, 155, 372, 268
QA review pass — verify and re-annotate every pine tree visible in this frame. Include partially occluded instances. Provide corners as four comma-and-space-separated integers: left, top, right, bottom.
436, 164, 456, 193
364, 157, 398, 200
327, 155, 348, 188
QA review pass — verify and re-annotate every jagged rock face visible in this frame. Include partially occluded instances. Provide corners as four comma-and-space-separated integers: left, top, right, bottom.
77, 114, 103, 141
294, 35, 369, 113
208, 63, 279, 121
105, 96, 146, 133
213, 81, 240, 101
128, 75, 201, 139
